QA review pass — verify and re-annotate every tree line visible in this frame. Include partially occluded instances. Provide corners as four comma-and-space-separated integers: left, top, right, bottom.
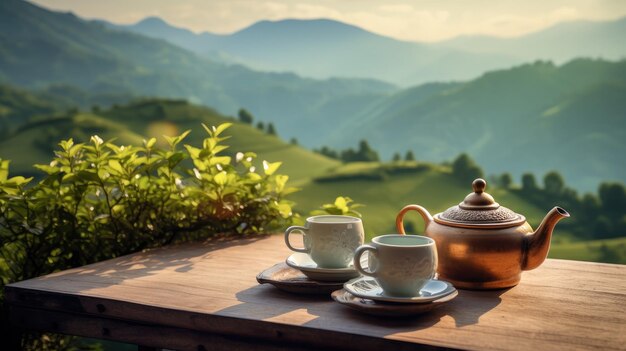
315, 142, 419, 163
238, 108, 277, 136
450, 153, 626, 240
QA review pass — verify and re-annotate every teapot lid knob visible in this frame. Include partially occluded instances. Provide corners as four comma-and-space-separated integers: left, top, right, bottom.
460, 178, 499, 210
472, 178, 486, 194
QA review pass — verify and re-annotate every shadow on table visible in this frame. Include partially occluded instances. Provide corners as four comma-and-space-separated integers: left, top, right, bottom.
437, 288, 508, 327
215, 283, 508, 336
31, 234, 271, 289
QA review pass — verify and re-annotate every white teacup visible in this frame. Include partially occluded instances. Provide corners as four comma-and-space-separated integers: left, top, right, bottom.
284, 215, 364, 269
353, 234, 437, 297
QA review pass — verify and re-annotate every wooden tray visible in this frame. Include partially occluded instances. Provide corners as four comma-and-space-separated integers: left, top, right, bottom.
331, 289, 458, 317
256, 262, 344, 294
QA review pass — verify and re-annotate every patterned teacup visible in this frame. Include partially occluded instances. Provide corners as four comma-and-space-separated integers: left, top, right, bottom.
353, 234, 437, 297
284, 215, 364, 268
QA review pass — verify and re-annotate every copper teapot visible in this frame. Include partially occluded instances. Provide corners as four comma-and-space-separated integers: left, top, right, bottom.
396, 178, 569, 290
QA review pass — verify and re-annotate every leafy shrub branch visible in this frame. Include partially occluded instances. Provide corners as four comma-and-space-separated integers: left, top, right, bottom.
311, 196, 363, 218
0, 123, 296, 289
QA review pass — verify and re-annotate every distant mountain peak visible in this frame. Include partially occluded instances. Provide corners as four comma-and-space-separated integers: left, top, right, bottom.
235, 17, 374, 37
137, 16, 167, 25
134, 16, 173, 28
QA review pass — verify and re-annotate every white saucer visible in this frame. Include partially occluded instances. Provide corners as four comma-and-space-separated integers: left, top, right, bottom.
343, 276, 456, 303
285, 253, 364, 282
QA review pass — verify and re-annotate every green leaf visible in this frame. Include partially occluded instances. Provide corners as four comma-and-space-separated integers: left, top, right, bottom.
145, 138, 157, 149
214, 171, 228, 186
247, 173, 262, 181
62, 173, 77, 182
8, 176, 32, 186
59, 138, 74, 151
201, 123, 213, 136
213, 123, 233, 137
184, 145, 201, 159
263, 161, 282, 176
283, 187, 300, 196
275, 175, 289, 193
334, 197, 348, 211
212, 145, 229, 155
178, 130, 191, 143
193, 159, 207, 172
108, 159, 125, 175
277, 202, 292, 218
34, 164, 60, 175
0, 159, 10, 181
163, 135, 176, 148
68, 143, 84, 158
168, 152, 186, 168
204, 138, 217, 152
209, 156, 231, 166
163, 130, 191, 148
76, 170, 100, 182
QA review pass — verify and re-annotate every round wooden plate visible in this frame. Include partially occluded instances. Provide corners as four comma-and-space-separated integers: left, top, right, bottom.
331, 289, 458, 317
256, 262, 345, 295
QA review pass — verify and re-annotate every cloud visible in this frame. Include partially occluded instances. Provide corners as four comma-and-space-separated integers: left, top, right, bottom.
29, 0, 626, 41
379, 4, 415, 13
476, 6, 582, 38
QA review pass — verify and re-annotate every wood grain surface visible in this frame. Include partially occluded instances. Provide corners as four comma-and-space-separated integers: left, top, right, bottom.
5, 234, 626, 351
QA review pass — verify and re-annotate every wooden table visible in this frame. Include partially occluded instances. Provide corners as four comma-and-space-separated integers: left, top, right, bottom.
5, 234, 626, 351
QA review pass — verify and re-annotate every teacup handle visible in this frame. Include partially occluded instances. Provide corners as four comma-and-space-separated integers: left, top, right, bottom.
354, 245, 378, 277
396, 204, 434, 234
284, 226, 310, 253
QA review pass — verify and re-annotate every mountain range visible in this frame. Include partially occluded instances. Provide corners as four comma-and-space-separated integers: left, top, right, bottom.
327, 59, 626, 191
117, 16, 626, 86
1, 0, 625, 191
0, 0, 395, 132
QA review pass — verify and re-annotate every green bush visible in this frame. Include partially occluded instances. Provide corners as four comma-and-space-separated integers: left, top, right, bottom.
311, 196, 363, 218
0, 122, 296, 348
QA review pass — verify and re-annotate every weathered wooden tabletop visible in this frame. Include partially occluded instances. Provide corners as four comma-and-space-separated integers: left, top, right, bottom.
5, 234, 626, 351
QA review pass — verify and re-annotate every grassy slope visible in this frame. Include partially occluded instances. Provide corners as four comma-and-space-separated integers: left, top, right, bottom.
290, 161, 626, 264
550, 237, 626, 263
0, 113, 144, 174
0, 99, 340, 181
291, 163, 547, 238
98, 100, 341, 180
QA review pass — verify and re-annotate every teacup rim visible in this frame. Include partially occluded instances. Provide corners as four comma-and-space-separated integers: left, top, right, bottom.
372, 234, 434, 247
306, 215, 362, 224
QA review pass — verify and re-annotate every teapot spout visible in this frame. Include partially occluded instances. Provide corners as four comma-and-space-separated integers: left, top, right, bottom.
522, 207, 570, 271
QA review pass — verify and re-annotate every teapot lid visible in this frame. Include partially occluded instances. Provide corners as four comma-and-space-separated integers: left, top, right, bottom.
435, 179, 526, 228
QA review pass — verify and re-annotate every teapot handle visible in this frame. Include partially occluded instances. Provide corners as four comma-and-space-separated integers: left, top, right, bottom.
396, 205, 433, 235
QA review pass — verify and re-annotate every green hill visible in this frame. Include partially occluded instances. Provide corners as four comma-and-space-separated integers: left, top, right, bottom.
290, 161, 626, 264
0, 97, 340, 182
290, 162, 548, 236
326, 59, 626, 192
0, 84, 61, 136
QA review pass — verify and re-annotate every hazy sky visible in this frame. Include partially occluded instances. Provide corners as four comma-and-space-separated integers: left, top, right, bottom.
30, 0, 626, 42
